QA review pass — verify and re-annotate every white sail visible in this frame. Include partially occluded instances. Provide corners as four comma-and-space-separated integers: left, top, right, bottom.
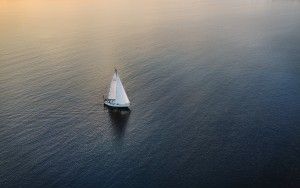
115, 74, 130, 105
108, 72, 117, 99
105, 69, 130, 107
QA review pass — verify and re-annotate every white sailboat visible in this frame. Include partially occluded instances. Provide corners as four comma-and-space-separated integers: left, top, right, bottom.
104, 69, 130, 108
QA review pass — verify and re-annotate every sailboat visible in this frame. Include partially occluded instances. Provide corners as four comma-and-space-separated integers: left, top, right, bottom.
104, 69, 130, 108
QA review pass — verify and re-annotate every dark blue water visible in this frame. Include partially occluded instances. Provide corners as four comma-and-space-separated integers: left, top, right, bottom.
1, 0, 300, 187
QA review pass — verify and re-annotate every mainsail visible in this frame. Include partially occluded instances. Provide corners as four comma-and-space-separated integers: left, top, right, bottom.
108, 72, 117, 100
107, 70, 130, 105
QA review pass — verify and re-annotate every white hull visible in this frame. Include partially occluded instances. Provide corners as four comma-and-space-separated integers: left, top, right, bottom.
104, 100, 130, 108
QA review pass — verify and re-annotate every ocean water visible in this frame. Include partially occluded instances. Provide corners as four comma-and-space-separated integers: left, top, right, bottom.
1, 0, 300, 187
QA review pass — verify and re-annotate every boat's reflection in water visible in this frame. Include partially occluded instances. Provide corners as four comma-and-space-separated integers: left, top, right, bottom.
106, 107, 131, 139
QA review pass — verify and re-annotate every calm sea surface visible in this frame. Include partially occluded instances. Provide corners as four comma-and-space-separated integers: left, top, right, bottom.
1, 0, 300, 187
